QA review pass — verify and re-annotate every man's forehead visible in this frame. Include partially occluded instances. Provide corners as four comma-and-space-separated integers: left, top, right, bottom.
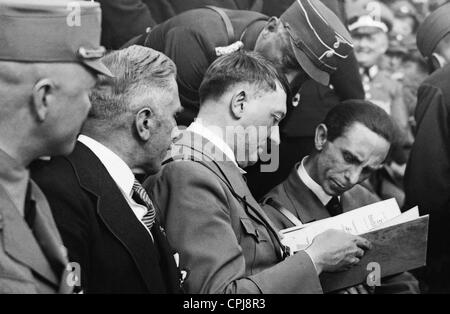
335, 122, 390, 157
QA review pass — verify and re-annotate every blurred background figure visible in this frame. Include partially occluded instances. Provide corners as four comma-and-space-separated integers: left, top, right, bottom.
390, 0, 421, 41
348, 0, 412, 207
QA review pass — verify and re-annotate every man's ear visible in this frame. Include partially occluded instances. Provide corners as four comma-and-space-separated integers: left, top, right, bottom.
230, 90, 246, 119
32, 79, 54, 122
262, 17, 281, 35
135, 108, 153, 141
314, 124, 328, 151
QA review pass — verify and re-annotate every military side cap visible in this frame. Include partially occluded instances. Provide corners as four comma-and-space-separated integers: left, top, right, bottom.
416, 3, 450, 58
280, 0, 353, 86
348, 1, 394, 34
0, 0, 112, 77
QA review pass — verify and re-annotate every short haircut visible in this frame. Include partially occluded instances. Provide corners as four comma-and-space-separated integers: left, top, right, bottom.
88, 45, 176, 125
323, 99, 396, 144
198, 50, 291, 104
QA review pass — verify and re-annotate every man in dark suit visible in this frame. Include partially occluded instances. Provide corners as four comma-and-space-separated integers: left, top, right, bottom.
404, 3, 450, 293
0, 0, 111, 294
262, 100, 419, 294
149, 51, 372, 294
32, 46, 183, 293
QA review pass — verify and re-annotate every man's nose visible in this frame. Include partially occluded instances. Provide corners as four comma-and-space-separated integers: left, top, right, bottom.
269, 126, 281, 146
345, 166, 361, 185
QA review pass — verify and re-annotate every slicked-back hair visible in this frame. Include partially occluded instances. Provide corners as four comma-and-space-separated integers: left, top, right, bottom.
198, 50, 291, 104
88, 45, 176, 124
324, 100, 397, 144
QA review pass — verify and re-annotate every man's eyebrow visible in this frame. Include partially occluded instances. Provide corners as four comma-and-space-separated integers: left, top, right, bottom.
344, 150, 362, 164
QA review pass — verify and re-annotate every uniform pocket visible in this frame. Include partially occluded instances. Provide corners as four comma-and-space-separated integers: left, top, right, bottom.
240, 218, 259, 240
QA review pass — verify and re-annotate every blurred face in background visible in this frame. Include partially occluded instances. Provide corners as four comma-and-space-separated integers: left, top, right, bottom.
353, 28, 389, 68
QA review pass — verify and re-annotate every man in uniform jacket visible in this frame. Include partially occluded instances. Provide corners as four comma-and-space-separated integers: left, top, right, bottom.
31, 46, 183, 294
132, 0, 355, 126
0, 0, 111, 293
404, 3, 450, 293
149, 51, 372, 294
98, 0, 263, 49
262, 100, 419, 294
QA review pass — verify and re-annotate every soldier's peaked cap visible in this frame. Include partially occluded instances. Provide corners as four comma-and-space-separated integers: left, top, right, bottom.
280, 0, 353, 86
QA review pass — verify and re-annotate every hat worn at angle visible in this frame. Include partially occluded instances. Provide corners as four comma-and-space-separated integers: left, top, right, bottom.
416, 3, 450, 58
0, 0, 112, 77
348, 1, 394, 34
280, 0, 353, 86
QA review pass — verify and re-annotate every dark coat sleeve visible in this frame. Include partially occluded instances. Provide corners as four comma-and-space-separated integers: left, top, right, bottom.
405, 83, 450, 214
31, 158, 93, 290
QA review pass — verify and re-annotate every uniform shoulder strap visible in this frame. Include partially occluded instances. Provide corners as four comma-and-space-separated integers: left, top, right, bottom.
205, 6, 235, 44
265, 198, 304, 227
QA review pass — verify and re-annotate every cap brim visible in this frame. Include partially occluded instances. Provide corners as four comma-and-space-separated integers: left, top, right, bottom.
291, 39, 329, 86
81, 59, 114, 77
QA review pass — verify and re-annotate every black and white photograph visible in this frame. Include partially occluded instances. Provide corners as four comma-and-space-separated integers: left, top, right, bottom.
0, 0, 449, 302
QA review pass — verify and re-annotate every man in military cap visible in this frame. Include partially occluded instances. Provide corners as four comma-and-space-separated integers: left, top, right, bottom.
390, 0, 420, 42
0, 0, 110, 293
349, 0, 412, 206
405, 2, 450, 293
131, 0, 355, 126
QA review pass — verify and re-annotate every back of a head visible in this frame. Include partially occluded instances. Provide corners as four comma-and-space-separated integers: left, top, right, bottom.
198, 50, 290, 105
324, 99, 396, 145
417, 3, 450, 58
88, 45, 176, 130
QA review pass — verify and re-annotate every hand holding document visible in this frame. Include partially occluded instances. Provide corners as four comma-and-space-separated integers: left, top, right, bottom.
279, 199, 428, 292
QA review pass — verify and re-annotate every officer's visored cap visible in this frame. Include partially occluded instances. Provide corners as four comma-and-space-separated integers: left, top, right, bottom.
416, 3, 450, 58
348, 1, 394, 35
0, 0, 112, 77
280, 0, 353, 86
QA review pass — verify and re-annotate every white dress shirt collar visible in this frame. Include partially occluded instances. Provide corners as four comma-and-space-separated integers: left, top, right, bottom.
188, 120, 246, 173
78, 135, 134, 197
297, 156, 333, 206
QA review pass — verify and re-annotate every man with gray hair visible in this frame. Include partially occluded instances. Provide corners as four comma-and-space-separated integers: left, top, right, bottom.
31, 45, 183, 293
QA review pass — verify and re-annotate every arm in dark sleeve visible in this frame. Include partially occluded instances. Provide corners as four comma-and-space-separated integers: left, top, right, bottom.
162, 27, 215, 121
31, 158, 92, 290
405, 83, 450, 213
329, 52, 365, 100
97, 0, 156, 49
152, 161, 322, 294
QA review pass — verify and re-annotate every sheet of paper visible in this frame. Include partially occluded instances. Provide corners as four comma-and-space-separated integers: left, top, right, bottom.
369, 206, 419, 232
280, 198, 401, 251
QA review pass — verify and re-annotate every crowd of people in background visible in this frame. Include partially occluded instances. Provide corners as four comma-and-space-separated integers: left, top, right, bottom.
1, 0, 450, 295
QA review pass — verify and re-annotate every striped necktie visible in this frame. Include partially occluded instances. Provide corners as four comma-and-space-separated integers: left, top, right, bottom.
132, 179, 156, 232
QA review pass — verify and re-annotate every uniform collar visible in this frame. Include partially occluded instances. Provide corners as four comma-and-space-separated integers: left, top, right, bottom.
297, 156, 333, 206
187, 120, 246, 173
0, 148, 29, 216
241, 19, 267, 50
360, 65, 379, 81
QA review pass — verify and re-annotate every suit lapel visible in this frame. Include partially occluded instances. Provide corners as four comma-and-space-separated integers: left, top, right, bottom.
0, 184, 59, 287
283, 167, 330, 223
70, 143, 168, 293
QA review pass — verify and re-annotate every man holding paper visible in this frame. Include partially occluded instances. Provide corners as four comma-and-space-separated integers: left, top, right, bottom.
262, 100, 419, 293
150, 52, 373, 294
